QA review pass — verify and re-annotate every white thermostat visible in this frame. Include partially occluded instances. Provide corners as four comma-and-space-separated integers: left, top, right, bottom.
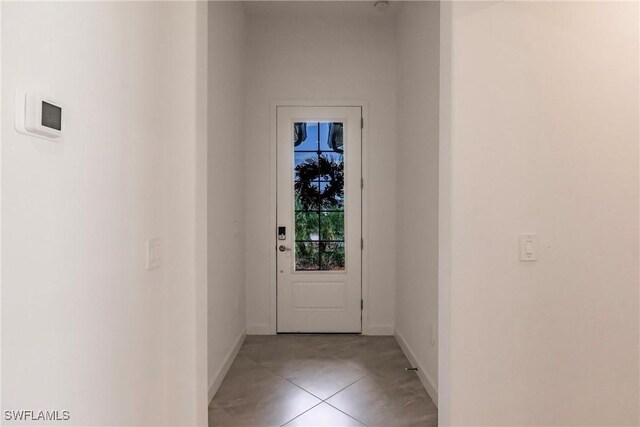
15, 89, 64, 140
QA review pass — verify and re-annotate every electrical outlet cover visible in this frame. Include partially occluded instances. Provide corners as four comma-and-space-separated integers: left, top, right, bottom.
147, 237, 162, 270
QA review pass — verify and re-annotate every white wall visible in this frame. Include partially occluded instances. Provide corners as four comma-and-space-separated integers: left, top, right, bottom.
244, 2, 397, 334
442, 2, 639, 425
1, 2, 207, 425
207, 1, 247, 402
394, 1, 440, 404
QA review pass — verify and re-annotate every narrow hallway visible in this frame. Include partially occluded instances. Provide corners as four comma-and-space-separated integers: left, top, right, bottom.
209, 335, 437, 426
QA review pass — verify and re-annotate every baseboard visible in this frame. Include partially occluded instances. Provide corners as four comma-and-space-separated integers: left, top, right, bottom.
246, 324, 274, 335
366, 324, 395, 335
394, 330, 439, 407
208, 329, 246, 404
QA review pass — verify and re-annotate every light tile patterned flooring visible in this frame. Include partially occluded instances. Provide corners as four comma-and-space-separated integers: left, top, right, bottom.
209, 335, 437, 426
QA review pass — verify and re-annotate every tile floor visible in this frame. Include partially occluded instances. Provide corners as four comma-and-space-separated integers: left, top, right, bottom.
209, 334, 437, 427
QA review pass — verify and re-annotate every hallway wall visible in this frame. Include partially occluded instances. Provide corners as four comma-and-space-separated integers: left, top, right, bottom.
1, 2, 206, 425
207, 2, 248, 402
442, 2, 639, 425
394, 1, 440, 405
243, 3, 398, 334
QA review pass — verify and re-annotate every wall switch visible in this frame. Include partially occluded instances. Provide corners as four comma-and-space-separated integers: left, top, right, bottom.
147, 237, 162, 270
519, 234, 537, 261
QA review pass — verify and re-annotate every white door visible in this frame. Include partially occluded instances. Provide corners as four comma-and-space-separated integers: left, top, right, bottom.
276, 106, 362, 333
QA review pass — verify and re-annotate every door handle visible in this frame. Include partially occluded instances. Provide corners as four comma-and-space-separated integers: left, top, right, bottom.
278, 245, 291, 252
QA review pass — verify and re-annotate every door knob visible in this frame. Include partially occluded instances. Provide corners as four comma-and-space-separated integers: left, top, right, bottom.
278, 245, 291, 252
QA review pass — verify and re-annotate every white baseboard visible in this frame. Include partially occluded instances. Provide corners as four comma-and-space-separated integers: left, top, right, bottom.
394, 330, 438, 407
366, 324, 395, 335
208, 329, 246, 404
247, 324, 274, 335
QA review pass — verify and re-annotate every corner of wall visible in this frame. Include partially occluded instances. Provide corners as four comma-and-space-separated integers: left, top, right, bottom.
395, 329, 438, 407
208, 329, 246, 404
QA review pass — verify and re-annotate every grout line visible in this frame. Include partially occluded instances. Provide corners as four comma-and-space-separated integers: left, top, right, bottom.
323, 400, 369, 427
250, 353, 368, 404
242, 338, 359, 401
320, 375, 371, 426
228, 337, 430, 427
320, 372, 369, 402
243, 343, 370, 424
243, 355, 321, 399
241, 353, 329, 401
279, 374, 326, 401
279, 401, 324, 427
279, 376, 369, 427
236, 356, 328, 425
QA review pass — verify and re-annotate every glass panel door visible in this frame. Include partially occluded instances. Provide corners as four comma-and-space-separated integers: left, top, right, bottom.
276, 106, 362, 333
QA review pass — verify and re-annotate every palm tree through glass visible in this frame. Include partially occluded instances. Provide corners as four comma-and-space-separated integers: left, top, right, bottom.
293, 122, 345, 271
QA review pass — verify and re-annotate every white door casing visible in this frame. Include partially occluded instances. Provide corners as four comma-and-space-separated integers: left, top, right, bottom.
276, 106, 362, 333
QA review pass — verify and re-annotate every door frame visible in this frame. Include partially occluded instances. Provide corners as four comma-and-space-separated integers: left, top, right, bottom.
269, 100, 370, 335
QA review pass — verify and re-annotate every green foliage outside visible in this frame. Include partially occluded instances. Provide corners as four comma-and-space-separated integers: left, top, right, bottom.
294, 153, 346, 270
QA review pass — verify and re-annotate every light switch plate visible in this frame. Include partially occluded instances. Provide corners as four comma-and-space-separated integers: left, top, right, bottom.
519, 234, 537, 261
147, 237, 162, 270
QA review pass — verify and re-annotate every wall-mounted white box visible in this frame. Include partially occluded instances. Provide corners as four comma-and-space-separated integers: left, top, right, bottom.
15, 89, 64, 140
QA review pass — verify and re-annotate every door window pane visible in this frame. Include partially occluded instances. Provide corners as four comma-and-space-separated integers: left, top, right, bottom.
320, 242, 345, 271
296, 242, 320, 270
294, 153, 318, 178
319, 122, 344, 153
293, 121, 345, 271
294, 122, 319, 151
294, 181, 321, 211
320, 212, 344, 241
295, 212, 320, 241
